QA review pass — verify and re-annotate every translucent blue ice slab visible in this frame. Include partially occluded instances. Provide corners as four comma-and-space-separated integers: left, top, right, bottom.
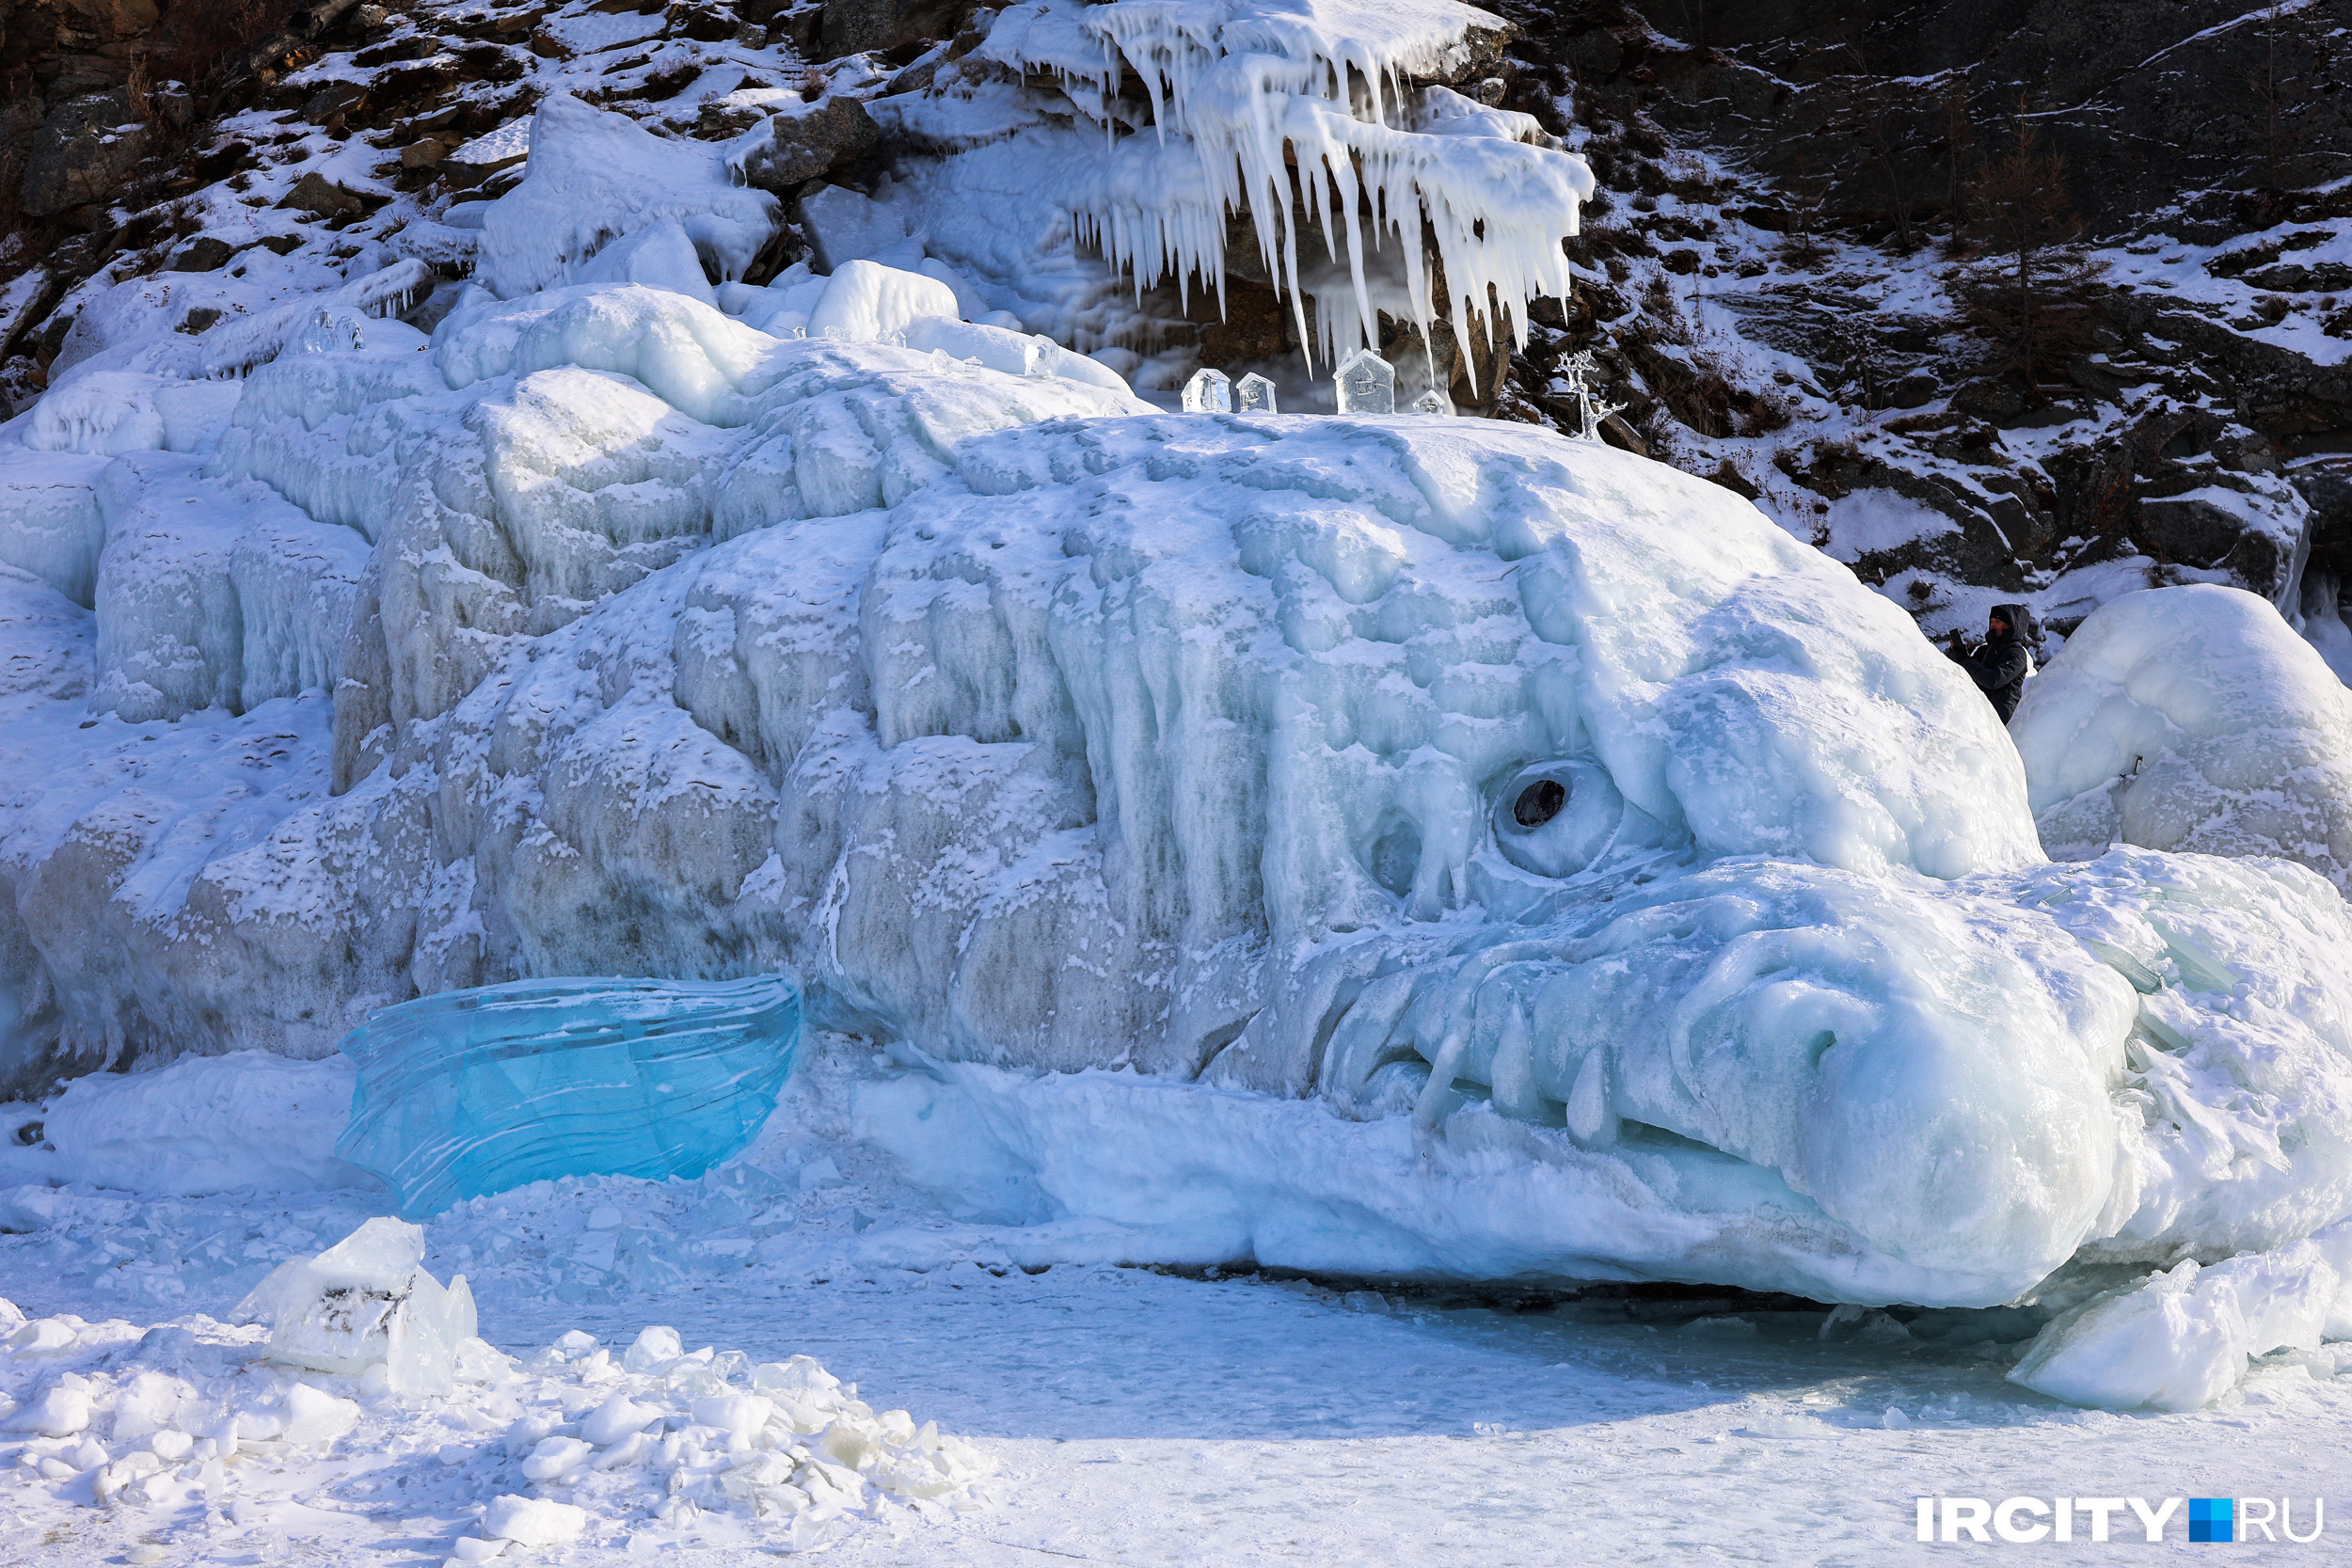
334, 974, 802, 1217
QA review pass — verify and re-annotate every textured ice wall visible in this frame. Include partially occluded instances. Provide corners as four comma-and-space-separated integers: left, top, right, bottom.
2015, 584, 2352, 891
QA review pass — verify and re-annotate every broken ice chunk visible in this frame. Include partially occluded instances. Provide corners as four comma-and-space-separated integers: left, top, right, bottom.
1333, 347, 1394, 414
240, 1217, 424, 1374
236, 1217, 483, 1395
2008, 1221, 2352, 1411
520, 1434, 595, 1481
580, 1392, 661, 1446
280, 1384, 360, 1447
334, 974, 803, 1217
6, 1383, 94, 1436
1182, 367, 1232, 413
624, 1325, 685, 1372
482, 1494, 587, 1547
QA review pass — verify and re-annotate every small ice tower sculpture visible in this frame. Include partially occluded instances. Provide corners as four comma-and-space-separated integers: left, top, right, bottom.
1333, 347, 1395, 414
1183, 367, 1233, 413
1409, 388, 1452, 416
1236, 372, 1278, 413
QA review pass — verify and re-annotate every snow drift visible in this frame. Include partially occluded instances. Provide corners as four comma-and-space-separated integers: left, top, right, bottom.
2014, 583, 2352, 893
38, 1052, 371, 1196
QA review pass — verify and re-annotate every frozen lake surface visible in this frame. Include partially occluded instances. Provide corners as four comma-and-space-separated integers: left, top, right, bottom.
4, 1146, 2344, 1567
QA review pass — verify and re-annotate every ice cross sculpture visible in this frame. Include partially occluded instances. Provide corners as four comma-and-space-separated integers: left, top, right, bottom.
1334, 347, 1395, 414
1236, 372, 1278, 413
1556, 350, 1629, 440
1183, 367, 1233, 413
1409, 388, 1451, 416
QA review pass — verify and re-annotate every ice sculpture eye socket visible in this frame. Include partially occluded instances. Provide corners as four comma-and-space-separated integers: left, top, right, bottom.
1513, 778, 1566, 828
1494, 761, 1628, 879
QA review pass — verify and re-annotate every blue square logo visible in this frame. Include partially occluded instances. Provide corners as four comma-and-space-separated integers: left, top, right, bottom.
2189, 1497, 2234, 1543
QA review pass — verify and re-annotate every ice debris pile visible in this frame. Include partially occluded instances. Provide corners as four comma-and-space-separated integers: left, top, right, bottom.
0, 1219, 994, 1556
2014, 583, 2352, 893
2010, 1220, 2352, 1413
336, 974, 803, 1217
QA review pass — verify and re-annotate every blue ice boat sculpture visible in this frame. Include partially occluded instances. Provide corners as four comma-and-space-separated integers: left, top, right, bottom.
335, 974, 802, 1216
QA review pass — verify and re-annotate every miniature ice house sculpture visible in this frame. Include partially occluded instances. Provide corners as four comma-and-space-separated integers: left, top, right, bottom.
1183, 368, 1233, 412
1334, 348, 1395, 414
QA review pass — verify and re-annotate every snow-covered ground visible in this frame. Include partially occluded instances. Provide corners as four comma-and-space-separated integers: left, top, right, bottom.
6, 1033, 2348, 1566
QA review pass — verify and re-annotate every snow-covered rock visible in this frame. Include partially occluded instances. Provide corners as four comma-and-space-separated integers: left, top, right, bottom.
2014, 584, 2352, 891
475, 95, 781, 301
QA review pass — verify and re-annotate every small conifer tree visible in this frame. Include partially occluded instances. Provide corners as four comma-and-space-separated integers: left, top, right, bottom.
1961, 103, 2106, 396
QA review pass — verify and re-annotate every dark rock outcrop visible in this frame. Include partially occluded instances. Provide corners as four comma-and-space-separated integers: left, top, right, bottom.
734, 94, 880, 193
815, 0, 971, 60
1617, 0, 2352, 232
19, 87, 150, 215
0, 0, 160, 100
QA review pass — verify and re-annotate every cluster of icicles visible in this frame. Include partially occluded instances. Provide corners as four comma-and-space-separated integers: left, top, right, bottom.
986, 0, 1594, 390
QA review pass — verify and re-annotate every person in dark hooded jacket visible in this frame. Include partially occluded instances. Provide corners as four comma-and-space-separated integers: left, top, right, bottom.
1945, 603, 2034, 722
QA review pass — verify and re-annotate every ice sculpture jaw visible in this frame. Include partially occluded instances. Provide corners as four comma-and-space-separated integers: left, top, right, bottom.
1232, 848, 2143, 1300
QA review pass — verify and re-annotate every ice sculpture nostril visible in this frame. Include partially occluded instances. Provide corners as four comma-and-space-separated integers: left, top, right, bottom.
1513, 779, 1566, 828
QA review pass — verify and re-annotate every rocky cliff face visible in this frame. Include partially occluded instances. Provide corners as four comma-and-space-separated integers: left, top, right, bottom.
1487, 0, 2352, 652
1615, 0, 2351, 230
1, 0, 2348, 655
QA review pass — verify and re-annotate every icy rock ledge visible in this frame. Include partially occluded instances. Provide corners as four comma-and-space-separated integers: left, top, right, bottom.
0, 1222, 995, 1558
336, 974, 804, 1218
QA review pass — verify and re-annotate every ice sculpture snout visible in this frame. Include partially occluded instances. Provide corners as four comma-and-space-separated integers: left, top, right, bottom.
1328, 863, 2139, 1295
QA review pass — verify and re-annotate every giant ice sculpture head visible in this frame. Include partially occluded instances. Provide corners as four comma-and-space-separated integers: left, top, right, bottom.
295, 309, 2331, 1308
23, 282, 2352, 1309
668, 404, 2145, 1305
